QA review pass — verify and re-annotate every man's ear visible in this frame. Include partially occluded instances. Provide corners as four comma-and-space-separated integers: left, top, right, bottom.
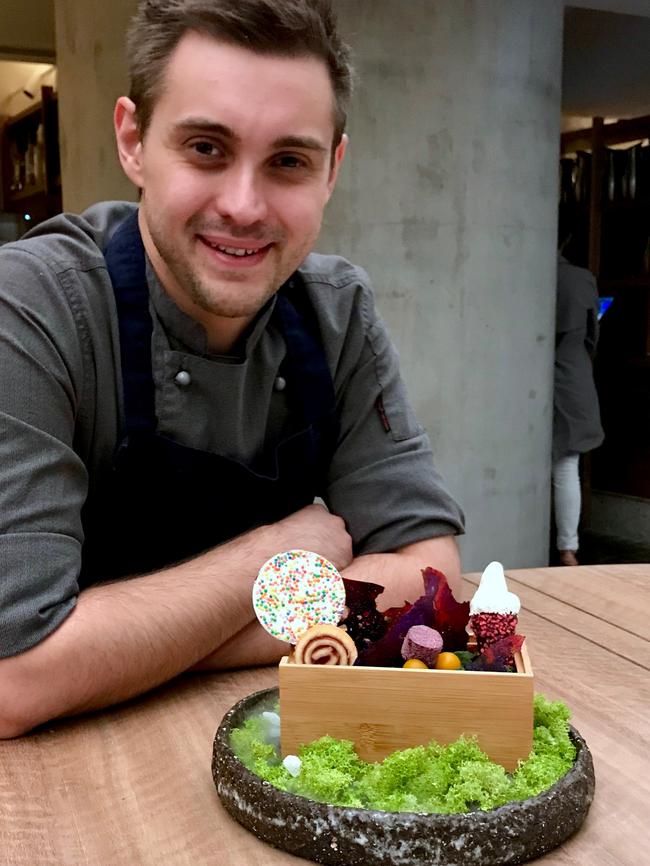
114, 96, 145, 187
326, 133, 348, 199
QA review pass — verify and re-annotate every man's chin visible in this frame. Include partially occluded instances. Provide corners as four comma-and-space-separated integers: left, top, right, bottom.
193, 284, 278, 319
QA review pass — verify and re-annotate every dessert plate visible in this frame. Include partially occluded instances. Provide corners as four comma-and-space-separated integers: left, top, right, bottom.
212, 687, 595, 866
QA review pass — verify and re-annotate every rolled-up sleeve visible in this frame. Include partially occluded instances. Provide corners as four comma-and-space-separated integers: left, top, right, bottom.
306, 261, 465, 554
0, 534, 80, 655
0, 249, 88, 657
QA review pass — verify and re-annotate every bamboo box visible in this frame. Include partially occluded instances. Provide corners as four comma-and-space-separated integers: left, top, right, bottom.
279, 643, 533, 772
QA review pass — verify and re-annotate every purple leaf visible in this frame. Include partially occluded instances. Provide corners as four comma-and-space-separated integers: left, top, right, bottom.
357, 594, 435, 667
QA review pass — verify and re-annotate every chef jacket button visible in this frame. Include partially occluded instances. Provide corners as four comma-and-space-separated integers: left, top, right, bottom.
274, 375, 287, 392
174, 370, 191, 387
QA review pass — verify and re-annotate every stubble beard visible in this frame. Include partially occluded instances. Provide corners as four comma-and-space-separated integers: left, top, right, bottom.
144, 205, 321, 319
149, 226, 283, 320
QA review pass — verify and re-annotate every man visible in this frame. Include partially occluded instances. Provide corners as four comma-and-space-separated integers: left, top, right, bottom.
0, 0, 463, 737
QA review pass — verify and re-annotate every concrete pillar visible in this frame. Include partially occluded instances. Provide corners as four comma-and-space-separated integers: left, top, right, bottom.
54, 0, 137, 211
323, 0, 564, 570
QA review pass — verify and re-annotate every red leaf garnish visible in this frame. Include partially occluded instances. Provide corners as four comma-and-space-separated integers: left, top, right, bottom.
341, 578, 389, 651
342, 577, 385, 609
422, 567, 471, 652
466, 634, 525, 672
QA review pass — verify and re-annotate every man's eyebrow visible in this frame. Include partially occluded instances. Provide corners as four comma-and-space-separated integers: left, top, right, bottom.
172, 119, 238, 139
272, 135, 329, 153
171, 122, 328, 154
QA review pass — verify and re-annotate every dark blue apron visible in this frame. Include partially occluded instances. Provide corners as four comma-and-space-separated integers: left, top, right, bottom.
79, 211, 338, 584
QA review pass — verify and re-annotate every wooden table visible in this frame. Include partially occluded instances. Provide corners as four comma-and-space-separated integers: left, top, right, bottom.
1, 564, 648, 865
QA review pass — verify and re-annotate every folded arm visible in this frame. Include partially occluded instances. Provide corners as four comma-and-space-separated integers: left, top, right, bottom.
0, 505, 352, 739
191, 533, 461, 671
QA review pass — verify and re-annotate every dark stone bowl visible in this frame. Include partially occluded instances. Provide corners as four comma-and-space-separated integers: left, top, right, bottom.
212, 688, 595, 866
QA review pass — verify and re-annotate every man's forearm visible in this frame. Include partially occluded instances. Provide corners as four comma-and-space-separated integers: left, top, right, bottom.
190, 621, 289, 671
341, 535, 462, 607
0, 531, 267, 737
0, 505, 353, 737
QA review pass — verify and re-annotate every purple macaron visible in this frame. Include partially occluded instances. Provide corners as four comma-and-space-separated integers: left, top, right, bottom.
401, 625, 443, 667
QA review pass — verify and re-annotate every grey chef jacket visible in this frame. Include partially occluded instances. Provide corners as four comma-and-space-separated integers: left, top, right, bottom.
553, 255, 605, 462
0, 201, 464, 657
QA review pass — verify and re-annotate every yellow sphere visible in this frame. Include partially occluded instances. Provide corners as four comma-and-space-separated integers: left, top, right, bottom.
403, 658, 429, 669
434, 652, 462, 670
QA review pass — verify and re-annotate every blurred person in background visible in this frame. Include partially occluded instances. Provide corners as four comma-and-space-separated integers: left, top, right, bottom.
553, 222, 604, 566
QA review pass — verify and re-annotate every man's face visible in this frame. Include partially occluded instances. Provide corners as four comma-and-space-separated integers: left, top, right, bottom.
118, 32, 346, 346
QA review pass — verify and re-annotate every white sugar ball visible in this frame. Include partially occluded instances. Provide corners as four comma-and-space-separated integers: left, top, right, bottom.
282, 755, 302, 777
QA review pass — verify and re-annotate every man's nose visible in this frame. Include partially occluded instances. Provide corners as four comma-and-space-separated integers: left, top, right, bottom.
213, 164, 268, 226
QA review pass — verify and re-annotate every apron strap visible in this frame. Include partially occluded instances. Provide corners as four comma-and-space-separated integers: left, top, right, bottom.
103, 209, 156, 436
275, 279, 337, 430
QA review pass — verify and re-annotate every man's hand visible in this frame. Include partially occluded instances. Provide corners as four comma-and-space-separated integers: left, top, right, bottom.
271, 504, 353, 571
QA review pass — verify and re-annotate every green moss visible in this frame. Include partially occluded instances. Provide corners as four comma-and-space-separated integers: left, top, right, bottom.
229, 715, 278, 774
229, 692, 576, 814
295, 737, 367, 806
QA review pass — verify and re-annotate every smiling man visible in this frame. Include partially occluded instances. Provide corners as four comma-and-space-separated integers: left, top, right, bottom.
0, 0, 464, 737
121, 34, 346, 348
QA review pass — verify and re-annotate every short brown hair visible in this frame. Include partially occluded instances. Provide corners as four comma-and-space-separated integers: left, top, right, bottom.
126, 0, 353, 146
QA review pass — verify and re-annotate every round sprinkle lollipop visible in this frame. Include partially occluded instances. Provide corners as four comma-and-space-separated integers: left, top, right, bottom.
252, 549, 346, 644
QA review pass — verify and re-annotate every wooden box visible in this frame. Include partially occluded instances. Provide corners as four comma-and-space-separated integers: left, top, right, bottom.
279, 644, 533, 772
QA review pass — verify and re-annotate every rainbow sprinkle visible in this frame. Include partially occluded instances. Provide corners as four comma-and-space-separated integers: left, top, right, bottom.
252, 549, 346, 644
